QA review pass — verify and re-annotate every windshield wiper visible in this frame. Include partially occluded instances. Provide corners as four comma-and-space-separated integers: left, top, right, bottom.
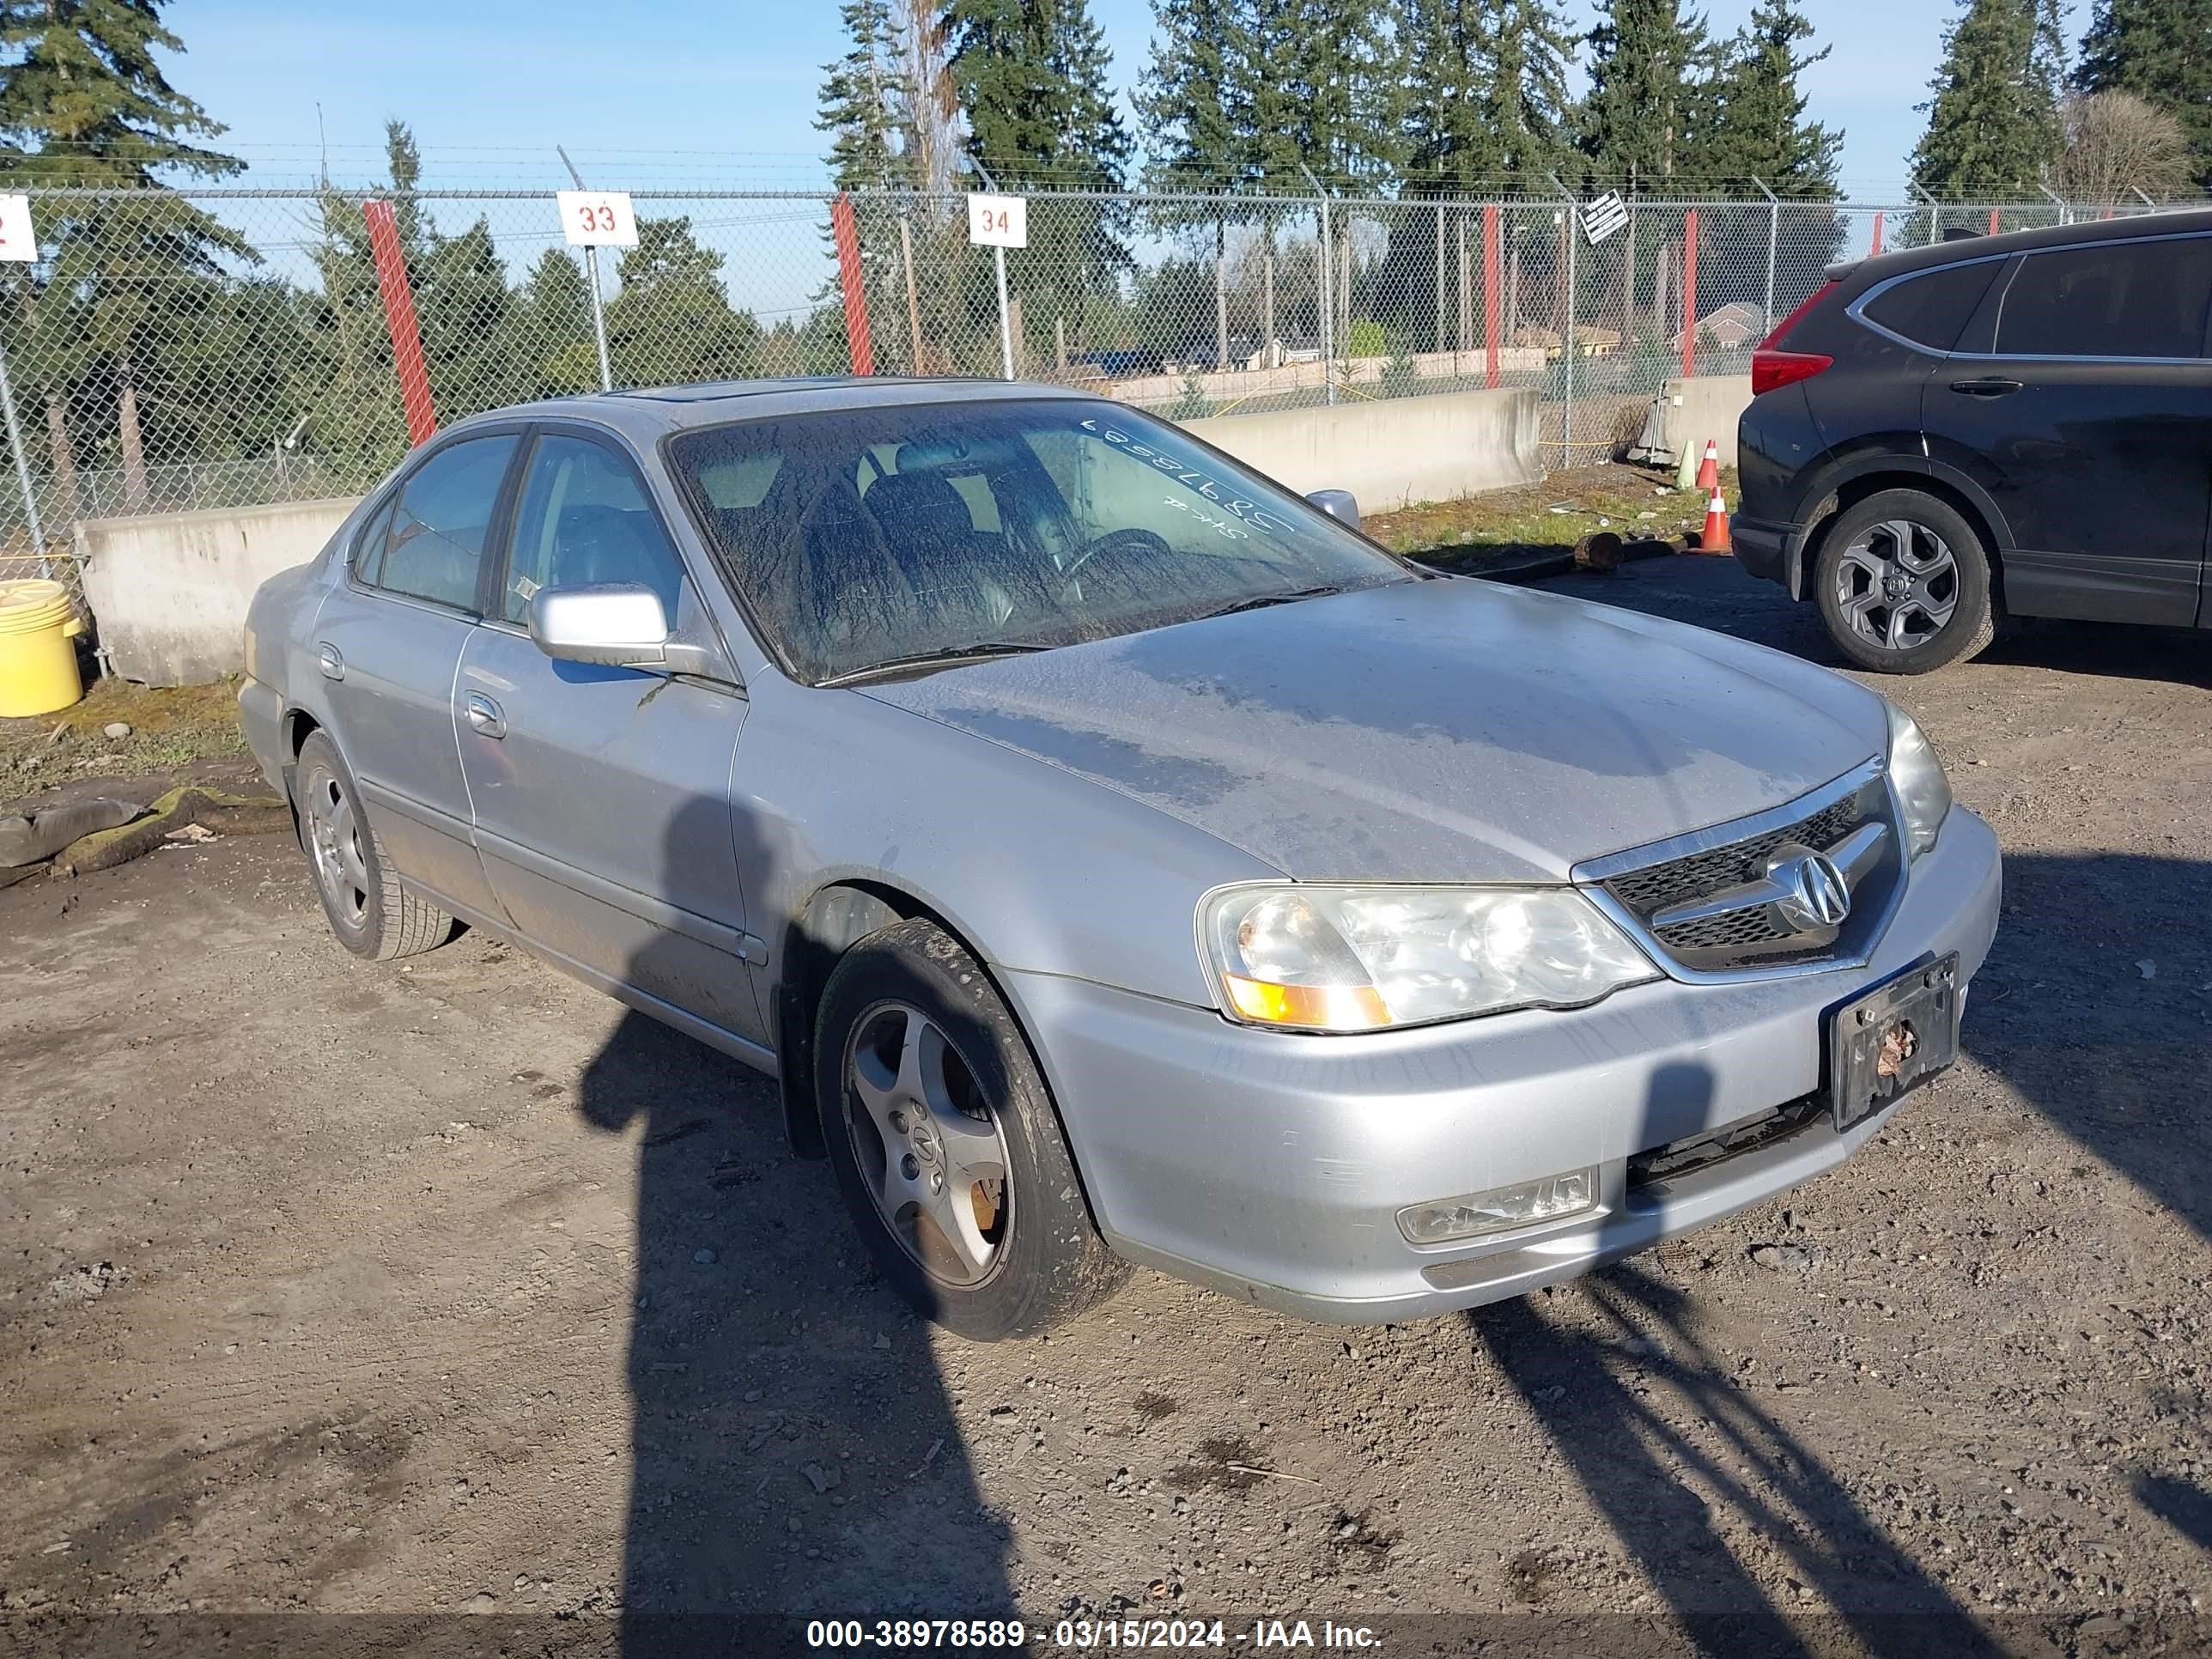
819, 641, 1051, 688
1189, 583, 1349, 623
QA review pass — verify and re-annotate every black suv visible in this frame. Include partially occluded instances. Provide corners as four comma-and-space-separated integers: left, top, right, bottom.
1735, 210, 2212, 672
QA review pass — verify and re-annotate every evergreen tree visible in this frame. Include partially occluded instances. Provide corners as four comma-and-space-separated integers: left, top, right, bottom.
1912, 0, 2065, 194
1702, 0, 1841, 194
1139, 0, 1250, 192
2075, 0, 2211, 186
1275, 0, 1403, 188
817, 0, 906, 191
0, 0, 244, 511
1580, 0, 1717, 187
1402, 0, 1574, 189
605, 217, 763, 386
944, 0, 1133, 359
517, 250, 603, 398
943, 0, 1131, 187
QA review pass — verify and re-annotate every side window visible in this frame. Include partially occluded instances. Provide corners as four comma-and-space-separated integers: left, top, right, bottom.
363, 435, 519, 610
501, 434, 688, 624
1861, 261, 2001, 351
351, 496, 398, 586
1996, 238, 2212, 361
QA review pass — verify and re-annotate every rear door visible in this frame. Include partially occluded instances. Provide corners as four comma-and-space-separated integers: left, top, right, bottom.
310, 430, 522, 919
1920, 231, 2212, 624
455, 426, 768, 1050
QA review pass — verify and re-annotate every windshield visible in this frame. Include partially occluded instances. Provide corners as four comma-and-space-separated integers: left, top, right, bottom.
665, 398, 1413, 684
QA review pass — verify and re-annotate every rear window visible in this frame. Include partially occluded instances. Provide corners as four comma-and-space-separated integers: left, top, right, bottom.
1995, 237, 2212, 360
1860, 261, 2001, 351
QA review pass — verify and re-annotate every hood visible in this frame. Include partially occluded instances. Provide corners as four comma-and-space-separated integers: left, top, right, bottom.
860, 578, 1888, 883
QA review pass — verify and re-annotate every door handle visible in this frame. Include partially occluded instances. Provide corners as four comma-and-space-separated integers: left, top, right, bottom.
464, 692, 507, 739
1949, 377, 2023, 397
316, 642, 343, 681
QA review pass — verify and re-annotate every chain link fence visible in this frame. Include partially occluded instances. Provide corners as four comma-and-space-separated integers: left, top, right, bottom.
0, 182, 2196, 605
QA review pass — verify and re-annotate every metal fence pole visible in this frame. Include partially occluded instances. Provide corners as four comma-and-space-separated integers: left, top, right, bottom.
557, 147, 615, 393
2039, 181, 2069, 226
1910, 181, 1936, 246
1299, 165, 1335, 404
972, 161, 1016, 381
0, 342, 49, 580
1751, 177, 1778, 334
1549, 176, 1576, 460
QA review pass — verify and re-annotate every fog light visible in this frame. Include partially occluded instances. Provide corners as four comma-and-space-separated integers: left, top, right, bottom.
1397, 1169, 1598, 1244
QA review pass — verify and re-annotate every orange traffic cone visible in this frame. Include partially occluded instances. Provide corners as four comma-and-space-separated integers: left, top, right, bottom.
1694, 438, 1720, 494
1698, 484, 1732, 555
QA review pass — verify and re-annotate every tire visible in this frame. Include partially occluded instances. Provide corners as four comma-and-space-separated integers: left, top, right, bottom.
814, 917, 1127, 1340
1814, 489, 1996, 674
293, 730, 458, 961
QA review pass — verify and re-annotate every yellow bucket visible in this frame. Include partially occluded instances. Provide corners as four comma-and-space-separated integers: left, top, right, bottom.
0, 579, 86, 717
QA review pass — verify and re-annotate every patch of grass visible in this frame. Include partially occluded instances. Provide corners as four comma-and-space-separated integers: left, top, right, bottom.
0, 676, 246, 803
1367, 461, 1738, 572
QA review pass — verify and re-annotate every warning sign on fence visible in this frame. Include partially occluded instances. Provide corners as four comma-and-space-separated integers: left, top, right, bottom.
1579, 191, 1629, 246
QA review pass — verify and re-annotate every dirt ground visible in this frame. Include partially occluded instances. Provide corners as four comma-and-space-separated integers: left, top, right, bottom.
4, 557, 2210, 1657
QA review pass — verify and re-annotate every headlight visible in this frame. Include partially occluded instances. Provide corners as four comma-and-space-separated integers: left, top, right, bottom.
1884, 702, 1953, 860
1200, 884, 1658, 1033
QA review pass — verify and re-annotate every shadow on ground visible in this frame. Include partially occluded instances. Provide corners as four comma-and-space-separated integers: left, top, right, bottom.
576, 961, 1013, 1648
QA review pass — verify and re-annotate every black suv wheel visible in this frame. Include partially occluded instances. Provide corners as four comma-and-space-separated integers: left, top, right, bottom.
1814, 489, 1996, 674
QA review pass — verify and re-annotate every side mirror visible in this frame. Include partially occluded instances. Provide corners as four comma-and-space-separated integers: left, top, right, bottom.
1307, 488, 1360, 530
528, 584, 672, 669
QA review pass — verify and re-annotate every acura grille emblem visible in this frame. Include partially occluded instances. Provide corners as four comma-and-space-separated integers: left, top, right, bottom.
1770, 848, 1852, 930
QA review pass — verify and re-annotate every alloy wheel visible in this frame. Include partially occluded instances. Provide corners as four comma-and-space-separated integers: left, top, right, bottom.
301, 763, 370, 929
1834, 520, 1958, 653
843, 1001, 1012, 1287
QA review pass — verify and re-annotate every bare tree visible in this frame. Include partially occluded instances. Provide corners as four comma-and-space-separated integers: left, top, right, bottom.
2052, 91, 2193, 204
895, 0, 961, 197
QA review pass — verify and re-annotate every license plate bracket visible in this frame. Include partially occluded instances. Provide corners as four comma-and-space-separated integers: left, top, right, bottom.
1827, 953, 1960, 1131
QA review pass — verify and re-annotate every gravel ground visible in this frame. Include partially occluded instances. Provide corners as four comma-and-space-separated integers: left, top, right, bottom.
3, 557, 2209, 1657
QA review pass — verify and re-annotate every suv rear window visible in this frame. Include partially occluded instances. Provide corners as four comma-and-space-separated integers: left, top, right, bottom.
1995, 237, 2212, 361
1861, 261, 2000, 350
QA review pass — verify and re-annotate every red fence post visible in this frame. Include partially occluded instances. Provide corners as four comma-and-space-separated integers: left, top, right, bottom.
831, 192, 875, 376
1870, 210, 1884, 256
1482, 204, 1501, 390
1987, 207, 2002, 236
362, 199, 436, 447
1680, 207, 1698, 380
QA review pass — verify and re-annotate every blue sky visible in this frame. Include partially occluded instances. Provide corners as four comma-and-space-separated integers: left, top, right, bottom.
167, 0, 2087, 202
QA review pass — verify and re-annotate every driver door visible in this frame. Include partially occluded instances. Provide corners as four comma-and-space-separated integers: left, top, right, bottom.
456, 427, 769, 1051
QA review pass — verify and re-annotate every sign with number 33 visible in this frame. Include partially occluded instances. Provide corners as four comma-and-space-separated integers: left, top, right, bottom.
557, 190, 639, 249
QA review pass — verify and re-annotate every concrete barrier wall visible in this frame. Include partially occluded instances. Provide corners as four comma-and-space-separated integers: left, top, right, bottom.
1183, 386, 1540, 513
1661, 374, 1755, 465
77, 497, 359, 685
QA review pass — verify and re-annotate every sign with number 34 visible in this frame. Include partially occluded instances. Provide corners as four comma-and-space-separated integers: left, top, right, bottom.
557, 190, 638, 249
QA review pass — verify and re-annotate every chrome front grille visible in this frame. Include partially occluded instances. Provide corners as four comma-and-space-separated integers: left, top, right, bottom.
1577, 762, 1903, 978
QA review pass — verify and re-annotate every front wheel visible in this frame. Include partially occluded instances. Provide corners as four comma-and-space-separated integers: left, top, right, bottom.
1814, 489, 1996, 674
295, 731, 457, 961
814, 918, 1127, 1340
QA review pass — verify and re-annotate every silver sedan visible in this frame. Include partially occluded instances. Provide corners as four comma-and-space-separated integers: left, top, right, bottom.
240, 379, 2002, 1339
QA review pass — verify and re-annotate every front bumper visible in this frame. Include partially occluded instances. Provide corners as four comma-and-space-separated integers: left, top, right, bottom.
1005, 808, 2001, 1324
236, 674, 289, 799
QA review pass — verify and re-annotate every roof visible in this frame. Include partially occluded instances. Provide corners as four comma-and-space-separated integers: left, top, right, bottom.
448, 374, 1098, 442
1837, 204, 2212, 287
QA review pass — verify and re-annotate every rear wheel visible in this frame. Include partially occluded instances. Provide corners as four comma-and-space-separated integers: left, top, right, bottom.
815, 918, 1127, 1340
1814, 489, 1996, 674
295, 731, 457, 960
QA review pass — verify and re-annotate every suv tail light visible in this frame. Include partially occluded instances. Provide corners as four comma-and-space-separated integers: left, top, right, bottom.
1751, 281, 1837, 396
